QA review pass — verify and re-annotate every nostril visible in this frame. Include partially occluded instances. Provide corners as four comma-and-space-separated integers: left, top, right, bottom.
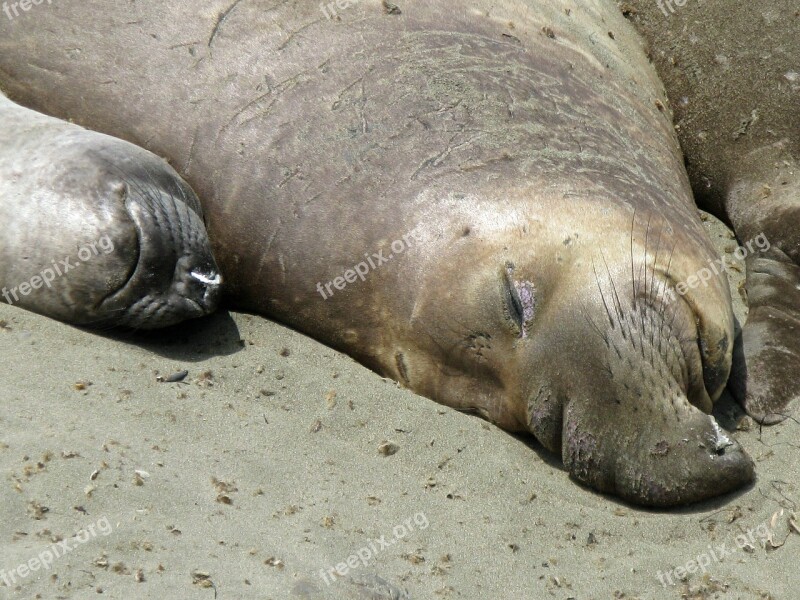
186, 269, 222, 310
708, 417, 735, 455
190, 270, 222, 286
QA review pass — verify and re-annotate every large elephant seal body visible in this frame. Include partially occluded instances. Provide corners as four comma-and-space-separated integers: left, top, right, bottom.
623, 1, 800, 425
0, 0, 755, 505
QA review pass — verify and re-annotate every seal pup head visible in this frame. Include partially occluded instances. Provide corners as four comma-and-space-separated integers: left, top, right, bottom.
395, 197, 753, 507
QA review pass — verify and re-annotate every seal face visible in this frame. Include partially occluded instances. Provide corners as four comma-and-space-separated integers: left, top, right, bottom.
0, 0, 759, 505
0, 93, 221, 329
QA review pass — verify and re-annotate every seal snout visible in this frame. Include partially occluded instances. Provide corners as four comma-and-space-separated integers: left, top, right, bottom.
536, 268, 754, 506
557, 374, 755, 507
95, 160, 223, 329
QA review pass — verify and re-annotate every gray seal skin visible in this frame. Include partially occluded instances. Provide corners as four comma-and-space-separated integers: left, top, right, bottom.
0, 91, 222, 328
622, 2, 800, 425
0, 0, 755, 505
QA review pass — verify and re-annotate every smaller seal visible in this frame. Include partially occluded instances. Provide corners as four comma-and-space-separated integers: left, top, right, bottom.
0, 91, 221, 329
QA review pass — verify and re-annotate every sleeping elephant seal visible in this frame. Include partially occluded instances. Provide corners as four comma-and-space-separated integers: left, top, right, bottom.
622, 1, 800, 425
0, 0, 754, 505
0, 93, 222, 328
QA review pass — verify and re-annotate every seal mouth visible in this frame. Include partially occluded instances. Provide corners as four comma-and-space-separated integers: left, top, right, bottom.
641, 279, 710, 410
650, 267, 731, 408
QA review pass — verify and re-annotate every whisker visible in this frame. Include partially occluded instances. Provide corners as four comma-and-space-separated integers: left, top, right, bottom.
592, 257, 617, 329
654, 241, 677, 358
629, 207, 636, 304
600, 249, 633, 343
581, 300, 609, 347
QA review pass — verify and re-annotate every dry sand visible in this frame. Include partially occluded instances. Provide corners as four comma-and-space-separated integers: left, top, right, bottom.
0, 214, 797, 600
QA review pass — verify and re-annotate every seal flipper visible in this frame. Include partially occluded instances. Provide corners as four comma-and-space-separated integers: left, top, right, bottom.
729, 250, 800, 426
726, 143, 800, 424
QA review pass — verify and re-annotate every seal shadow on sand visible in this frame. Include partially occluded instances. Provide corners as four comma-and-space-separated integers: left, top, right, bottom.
88, 310, 243, 362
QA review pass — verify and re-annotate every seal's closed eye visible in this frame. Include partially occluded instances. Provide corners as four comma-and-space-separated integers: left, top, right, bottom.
504, 262, 525, 330
503, 262, 536, 338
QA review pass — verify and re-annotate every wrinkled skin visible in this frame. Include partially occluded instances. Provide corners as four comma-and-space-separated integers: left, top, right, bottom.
623, 2, 800, 425
0, 0, 760, 505
0, 94, 221, 328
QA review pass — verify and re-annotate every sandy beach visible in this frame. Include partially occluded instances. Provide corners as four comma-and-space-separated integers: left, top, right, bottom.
0, 215, 797, 600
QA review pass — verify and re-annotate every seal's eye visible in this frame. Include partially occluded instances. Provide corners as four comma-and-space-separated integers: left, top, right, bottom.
505, 272, 525, 327
503, 262, 536, 338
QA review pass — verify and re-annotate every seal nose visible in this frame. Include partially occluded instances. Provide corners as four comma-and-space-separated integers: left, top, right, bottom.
178, 261, 222, 312
191, 269, 223, 306
560, 384, 755, 506
190, 270, 222, 286
98, 170, 223, 329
